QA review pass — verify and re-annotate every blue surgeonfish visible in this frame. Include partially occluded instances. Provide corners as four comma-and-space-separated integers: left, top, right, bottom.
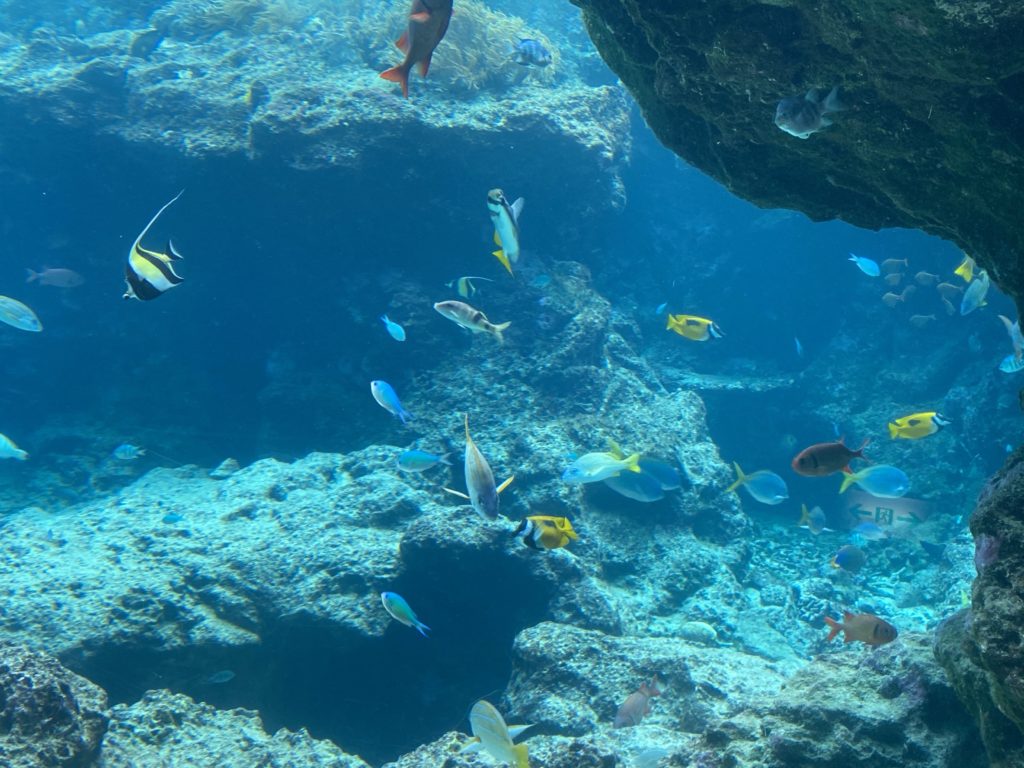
0, 433, 28, 460
848, 253, 880, 277
487, 188, 523, 275
462, 700, 532, 768
444, 415, 513, 520
380, 592, 430, 637
124, 191, 185, 301
727, 462, 788, 504
960, 270, 990, 315
0, 295, 42, 332
371, 380, 412, 424
380, 314, 406, 341
839, 464, 910, 498
603, 456, 680, 502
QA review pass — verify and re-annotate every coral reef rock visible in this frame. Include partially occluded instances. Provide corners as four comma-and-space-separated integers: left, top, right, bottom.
96, 689, 369, 768
936, 447, 1024, 767
0, 641, 108, 768
571, 0, 1024, 308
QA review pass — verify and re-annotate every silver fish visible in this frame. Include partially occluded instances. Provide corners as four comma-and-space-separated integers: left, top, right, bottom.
433, 300, 510, 343
775, 86, 844, 139
444, 415, 513, 520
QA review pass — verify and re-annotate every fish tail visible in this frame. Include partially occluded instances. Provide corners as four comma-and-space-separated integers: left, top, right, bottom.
798, 504, 809, 526
824, 616, 843, 642
414, 620, 430, 638
513, 743, 529, 768
823, 85, 845, 112
725, 462, 745, 492
625, 453, 642, 473
25, 269, 38, 283
838, 472, 858, 494
379, 64, 410, 98
887, 422, 898, 439
439, 453, 452, 466
492, 320, 511, 344
492, 249, 514, 275
855, 438, 870, 457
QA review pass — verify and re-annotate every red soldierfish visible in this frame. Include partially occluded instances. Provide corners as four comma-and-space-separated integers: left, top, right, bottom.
613, 676, 661, 728
824, 611, 898, 647
791, 437, 868, 477
26, 268, 84, 287
379, 0, 454, 98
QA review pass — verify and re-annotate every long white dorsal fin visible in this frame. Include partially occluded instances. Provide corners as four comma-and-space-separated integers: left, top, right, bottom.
132, 190, 184, 252
507, 724, 533, 739
460, 738, 482, 754
510, 197, 524, 222
443, 487, 470, 500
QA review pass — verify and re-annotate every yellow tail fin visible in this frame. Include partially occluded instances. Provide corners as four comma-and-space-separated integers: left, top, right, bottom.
798, 503, 809, 526
726, 462, 745, 492
839, 471, 859, 494
514, 743, 530, 768
887, 422, 898, 439
607, 438, 625, 458
492, 249, 514, 275
624, 452, 642, 473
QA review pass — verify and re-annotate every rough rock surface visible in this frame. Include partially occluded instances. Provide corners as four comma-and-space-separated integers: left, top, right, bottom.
571, 0, 1024, 308
0, 641, 108, 768
935, 447, 1024, 767
96, 688, 369, 768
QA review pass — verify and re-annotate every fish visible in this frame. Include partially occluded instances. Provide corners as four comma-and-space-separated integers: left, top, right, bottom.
824, 611, 897, 646
998, 314, 1023, 359
831, 544, 867, 573
444, 415, 513, 520
881, 292, 904, 308
397, 449, 450, 472
461, 700, 532, 768
909, 314, 936, 328
936, 282, 964, 300
447, 276, 494, 299
26, 268, 84, 287
562, 451, 641, 484
380, 314, 406, 341
1000, 354, 1024, 374
113, 444, 146, 461
887, 411, 950, 440
954, 254, 976, 283
941, 297, 957, 316
840, 465, 910, 498
370, 380, 412, 424
794, 337, 804, 357
655, 302, 668, 316
162, 513, 184, 524
487, 188, 524, 274
380, 591, 430, 637
774, 86, 844, 139
665, 314, 723, 341
0, 433, 28, 460
123, 191, 185, 301
634, 458, 682, 490
914, 271, 939, 286
881, 258, 908, 272
0, 296, 43, 332
206, 670, 235, 684
614, 675, 662, 728
378, 0, 453, 98
883, 273, 902, 286
848, 253, 880, 277
960, 270, 990, 315
513, 515, 578, 550
603, 469, 666, 502
726, 462, 788, 505
791, 438, 868, 477
797, 503, 831, 534
433, 300, 511, 343
852, 521, 889, 541
512, 38, 552, 67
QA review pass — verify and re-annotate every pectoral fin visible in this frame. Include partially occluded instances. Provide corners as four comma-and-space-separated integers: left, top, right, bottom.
443, 487, 470, 500
497, 475, 515, 494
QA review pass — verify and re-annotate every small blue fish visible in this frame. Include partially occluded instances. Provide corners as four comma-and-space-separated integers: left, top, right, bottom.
381, 591, 430, 637
726, 463, 788, 505
113, 444, 146, 461
852, 521, 888, 541
397, 449, 451, 472
162, 512, 183, 524
370, 380, 412, 424
999, 354, 1024, 374
512, 38, 552, 67
206, 670, 235, 684
794, 337, 804, 358
848, 253, 880, 277
839, 465, 910, 498
655, 302, 667, 316
380, 314, 406, 342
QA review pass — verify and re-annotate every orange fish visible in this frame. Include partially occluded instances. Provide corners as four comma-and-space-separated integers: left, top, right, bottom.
791, 438, 868, 477
613, 675, 661, 728
824, 611, 898, 646
379, 0, 454, 98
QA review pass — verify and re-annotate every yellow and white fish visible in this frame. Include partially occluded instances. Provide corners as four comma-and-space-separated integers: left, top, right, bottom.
446, 276, 493, 299
461, 700, 532, 768
444, 415, 513, 520
124, 191, 185, 301
666, 314, 723, 341
487, 188, 524, 275
514, 515, 578, 550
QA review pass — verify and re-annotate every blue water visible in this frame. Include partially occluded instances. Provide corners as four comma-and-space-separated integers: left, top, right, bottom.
0, 0, 1012, 764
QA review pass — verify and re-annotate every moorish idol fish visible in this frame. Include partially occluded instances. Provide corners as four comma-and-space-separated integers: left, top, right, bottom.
123, 191, 185, 301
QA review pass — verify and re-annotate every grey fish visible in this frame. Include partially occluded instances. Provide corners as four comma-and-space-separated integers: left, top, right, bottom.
512, 38, 552, 67
444, 415, 513, 520
774, 86, 844, 139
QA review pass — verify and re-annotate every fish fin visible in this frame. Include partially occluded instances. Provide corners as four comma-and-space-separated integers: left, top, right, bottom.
493, 230, 502, 246
414, 621, 430, 638
167, 239, 184, 260
497, 475, 515, 494
132, 190, 185, 256
725, 462, 745, 492
513, 743, 529, 768
823, 85, 845, 112
824, 616, 842, 642
511, 197, 525, 222
492, 249, 514, 275
625, 453, 642, 473
798, 504, 809, 526
839, 472, 858, 494
855, 438, 870, 457
606, 438, 624, 459
25, 269, 38, 283
418, 51, 433, 78
394, 31, 409, 51
507, 724, 533, 739
439, 453, 452, 465
443, 487, 470, 500
379, 65, 410, 98
887, 422, 898, 439
409, 11, 430, 22
820, 116, 833, 127
460, 739, 482, 754
492, 320, 511, 343
512, 519, 528, 537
